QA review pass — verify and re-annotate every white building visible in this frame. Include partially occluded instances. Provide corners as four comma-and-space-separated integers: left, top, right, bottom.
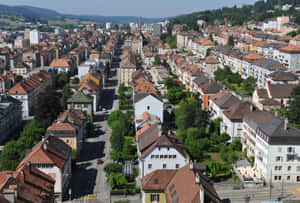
29, 29, 40, 44
139, 134, 189, 177
242, 110, 300, 183
220, 102, 251, 142
273, 46, 300, 71
262, 19, 277, 31
134, 93, 164, 124
106, 22, 112, 30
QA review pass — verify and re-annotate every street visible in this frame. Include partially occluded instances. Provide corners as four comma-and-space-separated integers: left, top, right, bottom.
68, 67, 119, 203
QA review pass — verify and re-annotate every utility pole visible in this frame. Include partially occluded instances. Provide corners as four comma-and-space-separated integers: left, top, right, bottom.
269, 168, 272, 200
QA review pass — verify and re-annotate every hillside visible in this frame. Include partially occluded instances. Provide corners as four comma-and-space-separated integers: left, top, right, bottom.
0, 4, 162, 24
171, 0, 300, 29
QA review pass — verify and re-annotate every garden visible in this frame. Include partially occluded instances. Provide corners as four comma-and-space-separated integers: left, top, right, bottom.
118, 84, 133, 110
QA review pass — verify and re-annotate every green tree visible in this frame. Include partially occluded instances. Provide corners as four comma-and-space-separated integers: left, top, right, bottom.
110, 150, 123, 162
227, 36, 234, 46
108, 110, 123, 127
0, 141, 21, 171
288, 85, 300, 128
71, 77, 80, 84
110, 120, 125, 151
35, 86, 62, 128
104, 163, 122, 175
167, 87, 186, 105
61, 85, 72, 109
217, 133, 231, 144
15, 75, 23, 83
107, 172, 128, 189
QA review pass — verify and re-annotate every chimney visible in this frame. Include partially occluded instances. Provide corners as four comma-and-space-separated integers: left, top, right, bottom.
284, 118, 288, 131
195, 172, 200, 184
43, 142, 48, 151
6, 172, 12, 181
250, 104, 254, 112
189, 160, 194, 170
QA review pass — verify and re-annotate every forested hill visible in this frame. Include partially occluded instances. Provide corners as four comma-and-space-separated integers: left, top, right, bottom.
171, 0, 300, 29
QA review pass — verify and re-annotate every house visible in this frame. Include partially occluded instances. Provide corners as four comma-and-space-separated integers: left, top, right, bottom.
252, 88, 281, 111
165, 163, 220, 203
203, 56, 219, 78
274, 46, 300, 70
50, 58, 72, 73
242, 110, 300, 183
78, 79, 100, 113
142, 169, 177, 203
266, 71, 299, 85
220, 101, 252, 142
120, 50, 137, 86
139, 134, 189, 177
8, 71, 52, 118
0, 95, 22, 144
0, 162, 55, 203
67, 90, 94, 117
18, 136, 72, 201
198, 81, 223, 111
46, 109, 87, 152
209, 91, 240, 120
134, 93, 164, 125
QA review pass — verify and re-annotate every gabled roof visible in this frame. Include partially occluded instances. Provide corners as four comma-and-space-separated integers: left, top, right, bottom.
18, 136, 71, 169
141, 134, 186, 159
268, 84, 297, 98
165, 164, 221, 203
268, 71, 298, 81
142, 170, 177, 191
67, 90, 93, 103
134, 93, 163, 103
223, 102, 251, 121
50, 58, 70, 67
138, 124, 161, 152
214, 93, 240, 109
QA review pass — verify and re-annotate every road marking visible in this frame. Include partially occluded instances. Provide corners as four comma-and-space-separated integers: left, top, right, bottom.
73, 193, 100, 201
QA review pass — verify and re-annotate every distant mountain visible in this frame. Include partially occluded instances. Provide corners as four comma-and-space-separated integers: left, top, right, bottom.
0, 4, 163, 24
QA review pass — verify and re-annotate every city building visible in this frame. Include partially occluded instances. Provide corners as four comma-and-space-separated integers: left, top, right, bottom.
29, 29, 40, 44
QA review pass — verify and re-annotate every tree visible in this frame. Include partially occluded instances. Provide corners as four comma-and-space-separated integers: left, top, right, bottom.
167, 87, 186, 105
15, 75, 23, 83
108, 110, 123, 127
110, 150, 123, 162
288, 85, 300, 128
35, 86, 62, 128
104, 163, 122, 175
110, 120, 125, 151
216, 133, 231, 143
61, 85, 72, 109
227, 36, 234, 46
0, 141, 21, 171
107, 172, 128, 189
70, 42, 78, 50
71, 77, 80, 84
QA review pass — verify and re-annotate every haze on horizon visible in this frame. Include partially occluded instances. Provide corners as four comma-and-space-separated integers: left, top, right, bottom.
0, 0, 258, 18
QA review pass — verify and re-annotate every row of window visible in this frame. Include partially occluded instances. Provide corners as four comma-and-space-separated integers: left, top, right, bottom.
150, 154, 176, 159
274, 175, 300, 182
274, 165, 300, 172
148, 163, 180, 169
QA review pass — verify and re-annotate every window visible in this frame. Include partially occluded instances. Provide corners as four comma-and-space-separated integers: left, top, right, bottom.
276, 156, 281, 161
297, 176, 300, 182
154, 178, 158, 184
160, 155, 163, 159
66, 139, 70, 144
171, 191, 177, 198
148, 164, 152, 169
151, 155, 154, 159
173, 155, 176, 158
155, 155, 159, 158
287, 176, 291, 181
164, 155, 168, 158
176, 164, 180, 169
150, 193, 159, 202
278, 176, 282, 181
169, 155, 172, 158
163, 164, 167, 168
288, 166, 292, 171
147, 106, 150, 110
274, 176, 278, 180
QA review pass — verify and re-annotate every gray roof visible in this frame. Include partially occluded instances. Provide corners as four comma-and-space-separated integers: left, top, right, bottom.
134, 93, 163, 103
268, 71, 298, 82
260, 118, 300, 145
138, 124, 162, 152
214, 93, 240, 109
243, 110, 275, 131
254, 59, 286, 71
268, 84, 297, 98
202, 82, 223, 94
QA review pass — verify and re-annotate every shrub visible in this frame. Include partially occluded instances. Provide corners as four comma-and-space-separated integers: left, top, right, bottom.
72, 77, 80, 84
104, 163, 122, 175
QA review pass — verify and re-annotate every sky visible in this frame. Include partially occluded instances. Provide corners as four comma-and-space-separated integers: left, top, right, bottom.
0, 0, 258, 18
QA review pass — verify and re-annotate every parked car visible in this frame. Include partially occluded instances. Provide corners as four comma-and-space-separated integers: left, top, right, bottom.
97, 159, 103, 164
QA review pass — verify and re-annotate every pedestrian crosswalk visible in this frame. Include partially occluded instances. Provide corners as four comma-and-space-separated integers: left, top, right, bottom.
73, 193, 100, 201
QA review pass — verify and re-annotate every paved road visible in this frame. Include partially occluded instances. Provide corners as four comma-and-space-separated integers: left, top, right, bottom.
68, 67, 119, 203
215, 183, 296, 203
